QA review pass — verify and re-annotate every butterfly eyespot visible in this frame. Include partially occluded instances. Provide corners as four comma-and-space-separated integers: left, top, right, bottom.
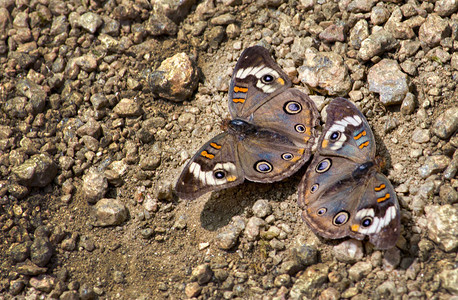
310, 183, 319, 193
254, 160, 273, 173
330, 131, 341, 141
361, 217, 373, 227
316, 207, 327, 215
315, 159, 332, 173
213, 170, 226, 179
333, 211, 350, 226
281, 153, 293, 161
295, 124, 306, 133
261, 74, 274, 84
284, 101, 302, 114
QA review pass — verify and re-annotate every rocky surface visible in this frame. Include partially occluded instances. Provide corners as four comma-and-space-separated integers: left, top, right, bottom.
0, 0, 457, 299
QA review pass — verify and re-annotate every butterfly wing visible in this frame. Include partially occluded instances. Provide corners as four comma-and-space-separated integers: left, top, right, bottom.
228, 46, 292, 118
175, 133, 244, 200
318, 97, 376, 163
298, 155, 400, 249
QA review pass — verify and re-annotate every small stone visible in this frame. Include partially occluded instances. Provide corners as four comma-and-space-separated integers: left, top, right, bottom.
439, 184, 458, 204
61, 233, 79, 251
216, 216, 245, 250
289, 263, 329, 299
432, 107, 458, 139
9, 279, 25, 295
252, 199, 272, 218
270, 238, 285, 250
173, 214, 187, 230
376, 280, 396, 298
411, 128, 430, 143
319, 24, 345, 43
60, 291, 80, 300
79, 236, 95, 252
11, 154, 57, 187
78, 12, 103, 34
319, 287, 340, 300
368, 59, 409, 106
82, 169, 108, 204
425, 204, 458, 252
349, 19, 369, 50
30, 237, 53, 267
77, 118, 102, 139
16, 79, 47, 115
113, 98, 143, 117
244, 216, 265, 241
185, 281, 201, 298
90, 93, 109, 110
332, 240, 364, 263
149, 52, 199, 102
437, 268, 458, 294
418, 155, 451, 178
419, 14, 451, 47
274, 274, 291, 287
29, 275, 55, 293
401, 92, 416, 115
79, 283, 96, 300
93, 198, 128, 227
191, 264, 213, 285
145, 13, 177, 36
261, 225, 281, 240
16, 260, 47, 275
371, 5, 390, 25
358, 29, 398, 61
348, 261, 373, 281
211, 13, 236, 25
298, 50, 351, 96
9, 241, 32, 262
290, 244, 318, 268
139, 153, 161, 171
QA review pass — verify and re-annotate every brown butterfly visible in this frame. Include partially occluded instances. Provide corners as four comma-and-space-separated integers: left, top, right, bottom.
175, 46, 319, 200
298, 98, 400, 249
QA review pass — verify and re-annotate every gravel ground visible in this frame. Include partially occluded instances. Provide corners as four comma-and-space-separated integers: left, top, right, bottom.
0, 0, 457, 299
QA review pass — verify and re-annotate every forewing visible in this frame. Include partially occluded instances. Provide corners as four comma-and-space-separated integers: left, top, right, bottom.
228, 46, 291, 118
318, 97, 376, 162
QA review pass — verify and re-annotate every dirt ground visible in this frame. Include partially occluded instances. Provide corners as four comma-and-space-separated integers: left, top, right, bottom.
0, 0, 457, 299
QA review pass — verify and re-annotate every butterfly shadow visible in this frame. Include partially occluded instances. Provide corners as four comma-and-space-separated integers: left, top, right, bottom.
199, 177, 300, 232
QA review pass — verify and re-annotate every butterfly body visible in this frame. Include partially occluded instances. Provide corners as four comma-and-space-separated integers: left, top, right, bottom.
298, 97, 400, 249
176, 46, 319, 200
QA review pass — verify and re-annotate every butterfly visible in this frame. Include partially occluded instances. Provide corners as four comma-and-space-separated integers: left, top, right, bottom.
298, 97, 401, 249
175, 46, 319, 200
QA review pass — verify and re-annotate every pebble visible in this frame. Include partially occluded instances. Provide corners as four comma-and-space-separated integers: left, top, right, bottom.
274, 274, 291, 287
113, 98, 143, 117
93, 198, 128, 227
319, 287, 340, 300
30, 237, 53, 267
252, 199, 272, 218
376, 280, 396, 298
261, 225, 281, 240
349, 19, 369, 50
82, 169, 108, 204
418, 14, 451, 47
191, 264, 213, 285
332, 240, 364, 263
440, 184, 458, 204
139, 153, 161, 171
216, 216, 245, 250
358, 29, 398, 61
16, 260, 47, 275
12, 154, 57, 187
368, 59, 409, 106
244, 216, 265, 241
145, 13, 177, 36
148, 52, 199, 102
298, 51, 351, 96
425, 204, 458, 252
16, 79, 47, 115
185, 281, 202, 298
29, 275, 55, 293
411, 128, 430, 144
10, 241, 31, 263
384, 7, 415, 39
401, 92, 416, 115
371, 5, 390, 25
418, 155, 451, 178
348, 261, 373, 281
289, 263, 329, 299
61, 233, 79, 251
9, 279, 25, 295
78, 12, 103, 34
76, 118, 102, 139
60, 290, 80, 300
432, 106, 458, 139
437, 268, 458, 294
79, 283, 96, 300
